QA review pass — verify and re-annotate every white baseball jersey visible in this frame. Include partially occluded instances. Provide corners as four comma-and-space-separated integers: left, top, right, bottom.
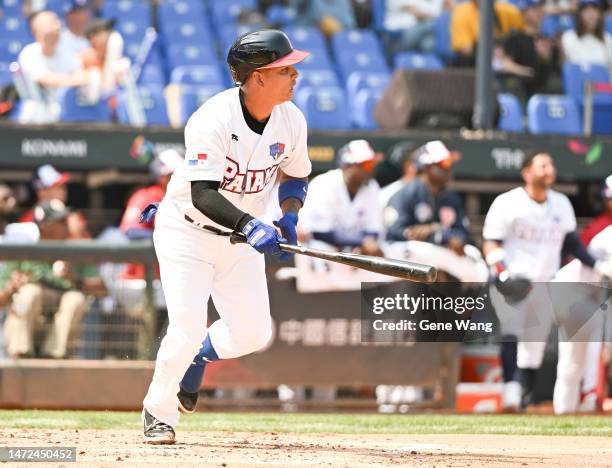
165, 87, 312, 227
483, 187, 576, 281
300, 168, 383, 238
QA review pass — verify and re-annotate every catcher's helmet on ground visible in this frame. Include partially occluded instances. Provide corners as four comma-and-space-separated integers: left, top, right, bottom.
227, 29, 309, 85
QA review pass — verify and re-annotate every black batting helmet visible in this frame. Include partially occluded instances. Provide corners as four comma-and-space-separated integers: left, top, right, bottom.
226, 29, 309, 85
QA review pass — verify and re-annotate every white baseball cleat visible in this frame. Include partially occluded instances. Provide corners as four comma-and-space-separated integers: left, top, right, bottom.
142, 408, 175, 445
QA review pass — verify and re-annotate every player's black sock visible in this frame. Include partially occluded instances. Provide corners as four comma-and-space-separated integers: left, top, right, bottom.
500, 336, 517, 383
516, 367, 538, 408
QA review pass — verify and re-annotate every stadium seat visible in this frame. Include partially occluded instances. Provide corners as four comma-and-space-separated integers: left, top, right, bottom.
345, 70, 390, 100
115, 19, 149, 43
284, 26, 327, 53
0, 38, 28, 62
352, 88, 383, 129
138, 65, 166, 86
335, 51, 390, 81
0, 15, 30, 38
0, 62, 13, 87
160, 20, 214, 45
331, 29, 384, 58
295, 86, 351, 130
117, 85, 169, 126
370, 0, 386, 31
124, 41, 164, 68
433, 11, 454, 61
170, 65, 224, 86
265, 5, 297, 26
497, 93, 524, 133
563, 62, 610, 102
296, 46, 334, 71
102, 1, 151, 21
220, 24, 261, 56
1, 0, 22, 15
179, 84, 225, 125
294, 68, 339, 96
210, 0, 258, 25
394, 52, 444, 70
166, 44, 218, 70
541, 14, 575, 37
527, 95, 581, 135
607, 15, 612, 35
57, 87, 112, 123
158, 1, 205, 24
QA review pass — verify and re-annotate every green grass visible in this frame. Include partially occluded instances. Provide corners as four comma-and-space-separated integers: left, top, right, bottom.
0, 411, 610, 436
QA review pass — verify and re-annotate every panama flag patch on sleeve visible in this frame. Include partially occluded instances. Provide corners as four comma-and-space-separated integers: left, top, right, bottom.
188, 153, 208, 166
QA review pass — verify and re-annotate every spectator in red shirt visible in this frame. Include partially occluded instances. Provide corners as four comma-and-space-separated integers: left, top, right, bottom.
119, 149, 184, 280
581, 175, 612, 246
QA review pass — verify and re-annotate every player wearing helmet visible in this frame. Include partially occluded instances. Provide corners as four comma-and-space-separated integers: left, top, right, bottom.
141, 30, 312, 444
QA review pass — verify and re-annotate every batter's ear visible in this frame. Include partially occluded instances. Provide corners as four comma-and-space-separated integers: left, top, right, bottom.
253, 70, 265, 87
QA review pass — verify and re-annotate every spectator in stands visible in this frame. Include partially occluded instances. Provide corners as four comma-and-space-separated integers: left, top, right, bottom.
17, 10, 88, 123
80, 18, 129, 105
383, 0, 446, 55
385, 140, 469, 256
581, 174, 612, 246
60, 0, 92, 58
293, 0, 357, 37
0, 185, 18, 236
495, 0, 554, 101
451, 0, 525, 66
20, 164, 70, 223
1, 200, 106, 359
561, 0, 612, 72
379, 141, 417, 207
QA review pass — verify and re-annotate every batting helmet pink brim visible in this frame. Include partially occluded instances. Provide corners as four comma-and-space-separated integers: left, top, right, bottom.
257, 49, 310, 70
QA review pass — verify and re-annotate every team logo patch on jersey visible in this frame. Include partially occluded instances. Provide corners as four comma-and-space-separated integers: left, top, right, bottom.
269, 142, 285, 160
188, 153, 208, 166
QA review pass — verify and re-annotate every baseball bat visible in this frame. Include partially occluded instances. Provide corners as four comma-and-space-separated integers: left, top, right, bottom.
229, 232, 437, 283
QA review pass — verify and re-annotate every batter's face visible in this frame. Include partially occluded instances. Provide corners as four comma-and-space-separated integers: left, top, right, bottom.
256, 65, 299, 103
523, 153, 556, 189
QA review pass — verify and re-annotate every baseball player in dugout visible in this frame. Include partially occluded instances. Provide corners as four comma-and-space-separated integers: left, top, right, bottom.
141, 30, 312, 444
384, 141, 469, 259
483, 150, 612, 411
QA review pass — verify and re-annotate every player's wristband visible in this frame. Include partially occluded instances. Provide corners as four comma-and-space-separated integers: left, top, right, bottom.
485, 247, 509, 280
278, 179, 308, 206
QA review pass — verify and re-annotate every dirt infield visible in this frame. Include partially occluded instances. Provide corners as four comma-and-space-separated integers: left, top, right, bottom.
5, 428, 612, 467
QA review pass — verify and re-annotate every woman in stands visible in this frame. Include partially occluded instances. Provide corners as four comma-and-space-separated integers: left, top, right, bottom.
561, 0, 612, 72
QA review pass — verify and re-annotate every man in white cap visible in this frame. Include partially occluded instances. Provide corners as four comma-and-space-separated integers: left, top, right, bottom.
384, 140, 468, 256
299, 139, 384, 256
20, 164, 70, 223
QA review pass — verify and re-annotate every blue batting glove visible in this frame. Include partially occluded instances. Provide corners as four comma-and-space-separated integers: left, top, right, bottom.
241, 218, 284, 255
274, 212, 298, 261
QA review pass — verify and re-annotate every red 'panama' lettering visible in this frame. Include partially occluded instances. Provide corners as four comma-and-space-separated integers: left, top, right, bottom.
220, 159, 282, 194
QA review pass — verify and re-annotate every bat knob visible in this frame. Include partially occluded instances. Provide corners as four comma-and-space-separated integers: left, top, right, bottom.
230, 232, 247, 244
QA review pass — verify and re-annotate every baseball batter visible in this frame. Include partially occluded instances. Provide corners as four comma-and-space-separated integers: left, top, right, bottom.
141, 30, 311, 444
483, 150, 612, 410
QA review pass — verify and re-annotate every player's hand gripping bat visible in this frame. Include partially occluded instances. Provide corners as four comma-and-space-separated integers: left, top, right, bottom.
203, 225, 437, 283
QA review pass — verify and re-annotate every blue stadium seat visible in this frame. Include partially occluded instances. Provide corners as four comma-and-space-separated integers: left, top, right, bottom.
44, 0, 65, 16
527, 95, 581, 135
541, 14, 575, 37
124, 40, 164, 68
370, 0, 386, 31
284, 26, 327, 52
117, 85, 169, 126
0, 38, 29, 62
57, 87, 112, 122
394, 52, 444, 70
352, 88, 383, 129
160, 20, 213, 44
115, 19, 149, 43
563, 62, 610, 102
138, 64, 166, 86
1, 0, 22, 15
345, 70, 390, 99
210, 0, 258, 25
220, 24, 260, 56
158, 1, 205, 24
0, 15, 30, 38
497, 93, 524, 133
606, 15, 612, 35
331, 29, 384, 58
335, 51, 390, 81
433, 11, 454, 61
0, 61, 13, 87
166, 44, 218, 69
179, 84, 225, 125
266, 4, 297, 26
102, 0, 151, 21
294, 68, 339, 95
295, 86, 351, 130
170, 65, 224, 86
297, 47, 334, 71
